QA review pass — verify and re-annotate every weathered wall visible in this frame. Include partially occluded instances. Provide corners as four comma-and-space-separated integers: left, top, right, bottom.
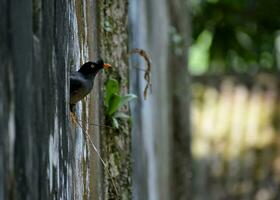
0, 0, 71, 198
99, 1, 131, 199
0, 0, 131, 199
129, 0, 191, 199
1, 0, 192, 199
129, 0, 170, 199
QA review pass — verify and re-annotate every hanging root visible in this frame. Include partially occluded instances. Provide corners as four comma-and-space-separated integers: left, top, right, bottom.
76, 119, 114, 129
70, 114, 119, 196
129, 48, 152, 100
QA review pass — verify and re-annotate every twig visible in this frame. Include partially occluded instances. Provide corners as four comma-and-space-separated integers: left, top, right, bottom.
76, 119, 114, 129
71, 114, 119, 196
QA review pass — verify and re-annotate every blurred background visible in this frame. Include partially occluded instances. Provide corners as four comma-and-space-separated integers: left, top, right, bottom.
129, 0, 280, 199
189, 0, 280, 199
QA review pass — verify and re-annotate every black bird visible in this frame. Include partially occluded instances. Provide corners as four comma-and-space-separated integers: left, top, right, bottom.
70, 59, 111, 112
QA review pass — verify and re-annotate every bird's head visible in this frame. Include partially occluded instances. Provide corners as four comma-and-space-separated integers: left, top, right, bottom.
79, 59, 111, 75
96, 59, 111, 70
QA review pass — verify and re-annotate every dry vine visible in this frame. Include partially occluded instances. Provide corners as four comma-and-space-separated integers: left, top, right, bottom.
129, 48, 152, 100
70, 113, 119, 196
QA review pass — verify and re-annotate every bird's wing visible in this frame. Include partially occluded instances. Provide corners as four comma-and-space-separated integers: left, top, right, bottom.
70, 74, 82, 95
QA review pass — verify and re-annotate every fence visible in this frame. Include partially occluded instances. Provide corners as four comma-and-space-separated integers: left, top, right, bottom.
192, 74, 280, 200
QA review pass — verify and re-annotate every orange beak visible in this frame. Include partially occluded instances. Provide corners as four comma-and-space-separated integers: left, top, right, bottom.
103, 63, 111, 70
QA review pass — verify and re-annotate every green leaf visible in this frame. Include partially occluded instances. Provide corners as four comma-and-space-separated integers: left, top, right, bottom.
119, 94, 137, 108
107, 94, 137, 116
103, 20, 113, 32
114, 112, 130, 119
105, 79, 119, 107
107, 94, 122, 116
112, 117, 119, 129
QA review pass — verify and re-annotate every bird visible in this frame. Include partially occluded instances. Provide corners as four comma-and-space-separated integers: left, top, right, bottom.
70, 59, 111, 112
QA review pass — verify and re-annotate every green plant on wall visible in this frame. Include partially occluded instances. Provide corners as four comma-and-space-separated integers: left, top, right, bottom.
104, 78, 137, 129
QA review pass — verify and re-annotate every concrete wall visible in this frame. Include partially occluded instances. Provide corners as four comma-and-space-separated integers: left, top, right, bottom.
129, 0, 191, 199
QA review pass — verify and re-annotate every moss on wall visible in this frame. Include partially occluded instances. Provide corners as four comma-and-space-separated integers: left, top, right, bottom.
99, 0, 131, 199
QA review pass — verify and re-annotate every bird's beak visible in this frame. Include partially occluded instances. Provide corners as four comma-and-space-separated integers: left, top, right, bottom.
103, 63, 111, 70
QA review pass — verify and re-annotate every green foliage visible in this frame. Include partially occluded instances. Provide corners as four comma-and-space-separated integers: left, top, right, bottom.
189, 0, 280, 74
189, 30, 213, 74
103, 19, 113, 32
105, 78, 137, 129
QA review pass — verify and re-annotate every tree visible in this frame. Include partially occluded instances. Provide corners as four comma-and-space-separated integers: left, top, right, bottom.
190, 0, 280, 74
